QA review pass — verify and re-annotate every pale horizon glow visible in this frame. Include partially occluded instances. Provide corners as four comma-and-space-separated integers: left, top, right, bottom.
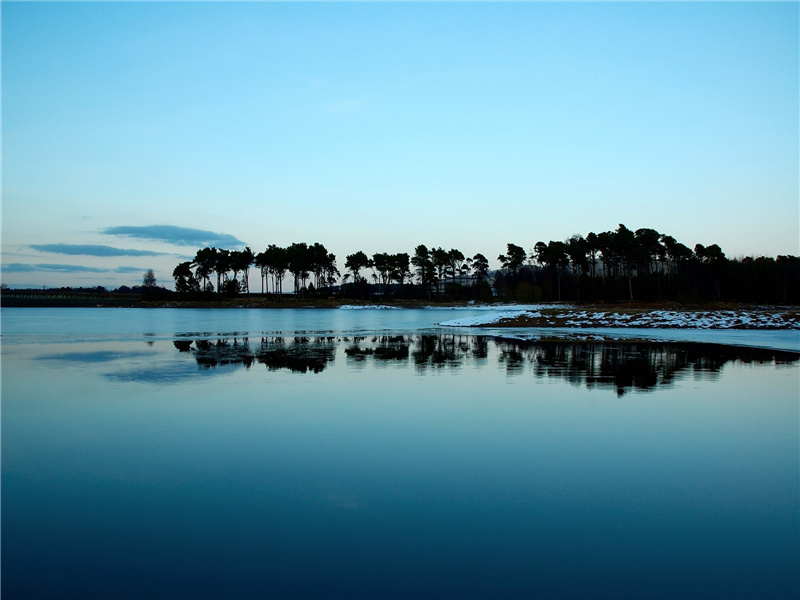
2, 1, 798, 289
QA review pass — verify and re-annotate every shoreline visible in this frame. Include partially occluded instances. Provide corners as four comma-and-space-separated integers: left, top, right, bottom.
2, 295, 798, 310
437, 306, 800, 331
2, 296, 799, 330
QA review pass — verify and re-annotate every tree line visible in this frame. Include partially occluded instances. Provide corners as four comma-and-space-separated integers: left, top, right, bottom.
172, 224, 800, 304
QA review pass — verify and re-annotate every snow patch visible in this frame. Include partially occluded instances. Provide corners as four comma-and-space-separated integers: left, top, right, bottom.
339, 305, 401, 310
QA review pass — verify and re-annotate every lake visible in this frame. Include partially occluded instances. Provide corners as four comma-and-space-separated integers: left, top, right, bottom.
2, 308, 798, 599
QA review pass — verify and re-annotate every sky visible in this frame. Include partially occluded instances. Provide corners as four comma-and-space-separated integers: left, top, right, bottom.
2, 1, 798, 289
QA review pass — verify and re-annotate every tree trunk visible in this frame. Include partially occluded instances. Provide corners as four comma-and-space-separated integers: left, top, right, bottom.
627, 270, 633, 301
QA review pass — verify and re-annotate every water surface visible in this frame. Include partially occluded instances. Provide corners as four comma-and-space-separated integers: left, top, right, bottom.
2, 309, 798, 599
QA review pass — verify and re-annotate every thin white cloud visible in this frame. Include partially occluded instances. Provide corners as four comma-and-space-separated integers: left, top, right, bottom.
103, 225, 245, 248
2, 263, 110, 273
30, 243, 167, 257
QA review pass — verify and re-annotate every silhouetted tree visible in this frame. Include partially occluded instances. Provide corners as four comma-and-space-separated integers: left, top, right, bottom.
233, 247, 255, 294
411, 245, 435, 299
173, 262, 200, 293
471, 253, 489, 282
498, 243, 526, 274
566, 235, 588, 300
695, 243, 726, 301
263, 245, 289, 294
390, 253, 411, 289
372, 252, 393, 296
615, 224, 638, 301
344, 251, 371, 298
174, 228, 798, 305
431, 247, 449, 296
309, 243, 334, 295
193, 247, 216, 292
142, 269, 157, 289
286, 243, 311, 296
445, 249, 464, 284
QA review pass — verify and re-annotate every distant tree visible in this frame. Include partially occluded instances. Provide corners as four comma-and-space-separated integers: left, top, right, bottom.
193, 247, 216, 292
263, 244, 289, 294
390, 253, 411, 288
411, 245, 434, 299
322, 252, 339, 295
695, 242, 727, 300
173, 262, 199, 293
143, 269, 157, 289
471, 253, 489, 282
546, 241, 569, 301
372, 252, 393, 296
142, 269, 158, 295
255, 250, 269, 294
614, 224, 638, 301
286, 242, 311, 296
566, 235, 588, 300
345, 251, 370, 283
635, 228, 665, 300
660, 234, 692, 281
231, 247, 255, 294
206, 247, 231, 293
585, 232, 599, 279
431, 247, 449, 296
309, 243, 334, 294
777, 255, 800, 302
498, 243, 526, 274
532, 242, 548, 268
446, 249, 466, 286
596, 231, 617, 296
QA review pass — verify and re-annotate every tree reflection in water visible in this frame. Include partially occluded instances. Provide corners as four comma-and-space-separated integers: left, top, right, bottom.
174, 335, 337, 373
173, 334, 798, 395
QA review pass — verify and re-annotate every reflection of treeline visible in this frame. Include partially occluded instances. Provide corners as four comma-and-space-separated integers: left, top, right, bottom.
176, 336, 337, 373
173, 334, 797, 394
172, 225, 800, 304
493, 339, 799, 396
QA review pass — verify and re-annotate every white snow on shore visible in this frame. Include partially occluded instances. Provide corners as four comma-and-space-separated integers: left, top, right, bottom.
338, 303, 574, 312
439, 309, 799, 330
427, 303, 574, 312
338, 305, 401, 310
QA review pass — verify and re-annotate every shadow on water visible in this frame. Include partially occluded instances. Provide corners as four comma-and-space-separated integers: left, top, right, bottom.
173, 334, 798, 396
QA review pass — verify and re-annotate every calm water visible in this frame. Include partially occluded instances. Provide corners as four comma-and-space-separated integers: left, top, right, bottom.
2, 308, 799, 599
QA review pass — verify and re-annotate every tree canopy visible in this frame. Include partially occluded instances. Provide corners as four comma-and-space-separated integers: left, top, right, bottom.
171, 226, 800, 304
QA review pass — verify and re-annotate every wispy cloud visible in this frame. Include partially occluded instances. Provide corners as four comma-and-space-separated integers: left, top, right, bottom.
328, 99, 361, 115
115, 266, 146, 274
103, 225, 245, 248
30, 243, 167, 257
2, 263, 110, 273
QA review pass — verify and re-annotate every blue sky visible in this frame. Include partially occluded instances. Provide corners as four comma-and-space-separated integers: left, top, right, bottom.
2, 1, 798, 289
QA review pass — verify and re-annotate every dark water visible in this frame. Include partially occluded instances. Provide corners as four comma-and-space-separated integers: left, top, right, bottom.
2, 322, 799, 598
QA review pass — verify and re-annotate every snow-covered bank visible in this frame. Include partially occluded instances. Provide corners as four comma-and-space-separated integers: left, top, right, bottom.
338, 303, 573, 311
425, 303, 574, 312
338, 304, 401, 310
439, 309, 800, 330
